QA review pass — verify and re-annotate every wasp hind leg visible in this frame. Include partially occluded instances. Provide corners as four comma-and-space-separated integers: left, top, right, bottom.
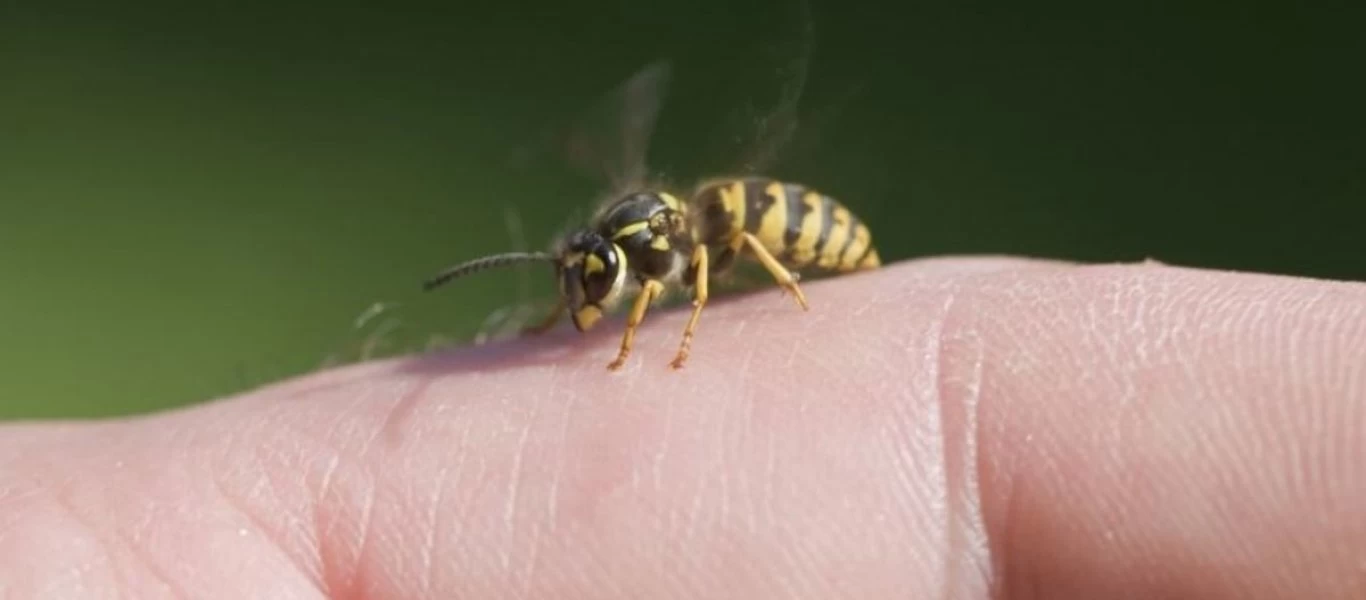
735, 232, 809, 311
670, 245, 709, 370
607, 279, 665, 371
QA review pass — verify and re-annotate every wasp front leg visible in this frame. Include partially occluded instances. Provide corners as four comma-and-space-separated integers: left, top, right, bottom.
670, 245, 709, 370
607, 279, 665, 371
519, 298, 565, 336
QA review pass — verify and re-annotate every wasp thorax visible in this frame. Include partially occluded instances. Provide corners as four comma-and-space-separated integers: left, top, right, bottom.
558, 230, 627, 331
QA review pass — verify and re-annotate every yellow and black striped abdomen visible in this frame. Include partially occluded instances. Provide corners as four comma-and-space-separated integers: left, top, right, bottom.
692, 178, 880, 273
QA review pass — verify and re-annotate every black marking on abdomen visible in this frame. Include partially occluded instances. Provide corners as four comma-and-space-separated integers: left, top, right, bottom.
811, 194, 837, 259
781, 184, 814, 249
853, 236, 876, 269
742, 179, 776, 235
837, 213, 863, 267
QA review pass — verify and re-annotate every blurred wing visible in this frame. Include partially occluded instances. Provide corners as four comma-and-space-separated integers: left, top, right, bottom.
555, 60, 673, 193
741, 0, 812, 174
704, 0, 814, 177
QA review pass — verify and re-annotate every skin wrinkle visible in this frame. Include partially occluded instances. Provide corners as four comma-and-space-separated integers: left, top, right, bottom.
416, 461, 451, 596
735, 367, 759, 536
649, 386, 674, 505
378, 375, 435, 448
34, 478, 134, 597
200, 410, 328, 589
502, 414, 535, 566
90, 423, 189, 595
513, 394, 555, 592
972, 272, 1074, 599
549, 375, 574, 531
952, 271, 1056, 600
958, 326, 991, 586
304, 413, 386, 597
433, 415, 479, 593
466, 405, 524, 595
121, 420, 275, 598
835, 270, 952, 596
935, 284, 994, 598
910, 287, 957, 598
447, 406, 486, 582
265, 443, 336, 579
313, 453, 344, 545
207, 469, 327, 597
354, 377, 474, 596
761, 420, 778, 537
51, 451, 190, 599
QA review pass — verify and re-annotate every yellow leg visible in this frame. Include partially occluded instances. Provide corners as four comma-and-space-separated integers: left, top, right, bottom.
739, 232, 809, 311
519, 298, 566, 336
670, 245, 709, 370
607, 279, 665, 371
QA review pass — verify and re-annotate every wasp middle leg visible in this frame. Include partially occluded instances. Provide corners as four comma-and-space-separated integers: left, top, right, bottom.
607, 279, 665, 371
669, 245, 709, 370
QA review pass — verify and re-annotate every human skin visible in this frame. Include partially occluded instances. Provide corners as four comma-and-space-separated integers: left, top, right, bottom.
1, 257, 1364, 599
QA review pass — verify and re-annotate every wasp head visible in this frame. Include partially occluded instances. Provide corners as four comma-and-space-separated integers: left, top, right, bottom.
556, 229, 628, 331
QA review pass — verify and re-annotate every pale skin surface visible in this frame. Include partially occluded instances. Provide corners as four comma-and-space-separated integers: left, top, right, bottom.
2, 257, 1364, 599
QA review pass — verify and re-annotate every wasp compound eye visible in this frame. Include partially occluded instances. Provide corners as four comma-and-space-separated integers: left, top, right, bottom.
581, 244, 620, 304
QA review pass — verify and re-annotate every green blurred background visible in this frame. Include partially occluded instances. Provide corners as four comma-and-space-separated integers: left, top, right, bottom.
2, 2, 1362, 419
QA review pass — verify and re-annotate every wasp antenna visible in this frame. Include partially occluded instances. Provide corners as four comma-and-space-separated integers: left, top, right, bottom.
422, 252, 556, 291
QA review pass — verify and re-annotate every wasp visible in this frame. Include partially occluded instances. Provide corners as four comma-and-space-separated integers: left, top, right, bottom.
423, 16, 879, 370
423, 175, 880, 370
